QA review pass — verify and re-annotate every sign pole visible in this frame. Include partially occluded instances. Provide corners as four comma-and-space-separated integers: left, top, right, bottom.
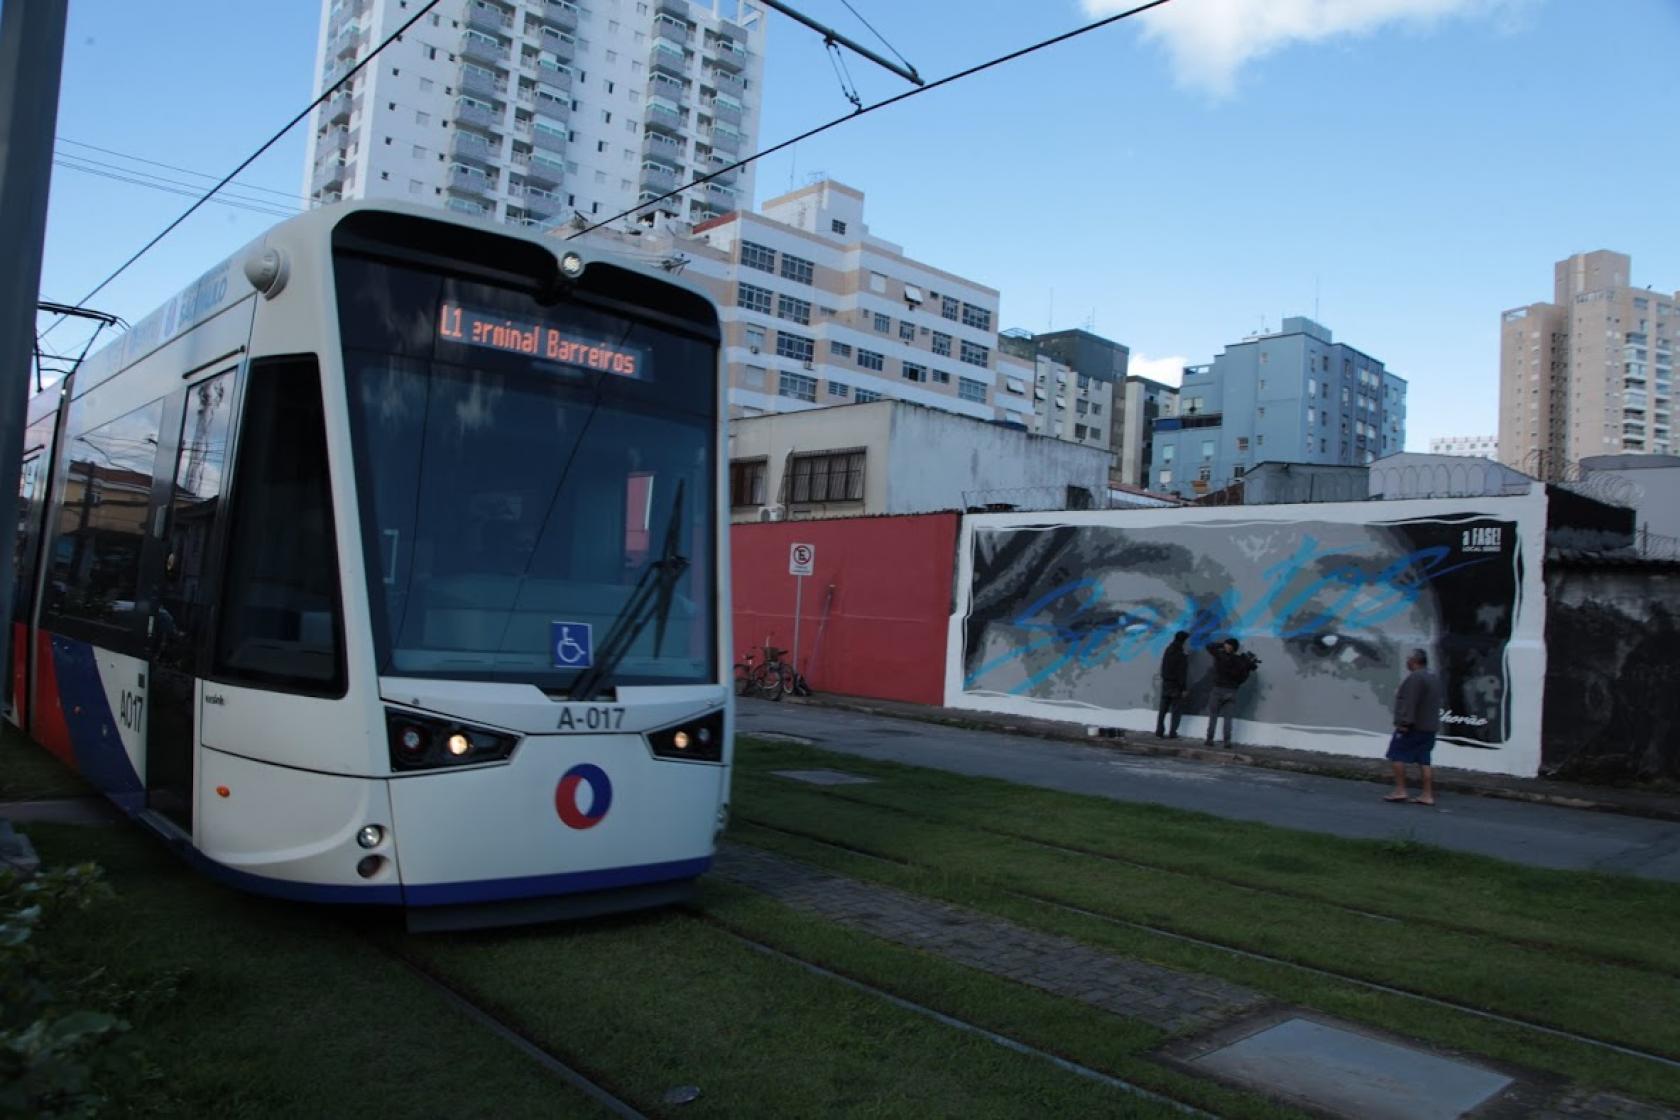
792, 573, 803, 681
787, 542, 815, 686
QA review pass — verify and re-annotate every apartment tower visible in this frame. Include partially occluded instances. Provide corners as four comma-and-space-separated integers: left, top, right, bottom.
1499, 251, 1677, 474
305, 0, 766, 229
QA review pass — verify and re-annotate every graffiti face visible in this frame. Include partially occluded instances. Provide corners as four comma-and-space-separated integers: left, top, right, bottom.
960, 516, 1519, 744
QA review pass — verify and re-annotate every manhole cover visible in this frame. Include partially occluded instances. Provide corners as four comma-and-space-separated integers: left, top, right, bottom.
1192, 1018, 1512, 1120
771, 769, 878, 786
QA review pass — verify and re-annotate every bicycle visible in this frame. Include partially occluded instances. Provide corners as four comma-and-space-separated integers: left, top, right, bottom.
733, 646, 787, 700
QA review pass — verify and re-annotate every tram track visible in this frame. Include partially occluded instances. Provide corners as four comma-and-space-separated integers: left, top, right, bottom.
371, 935, 651, 1120
742, 776, 1680, 980
731, 815, 1680, 1075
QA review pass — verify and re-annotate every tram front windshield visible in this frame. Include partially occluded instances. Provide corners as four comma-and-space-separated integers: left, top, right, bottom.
336, 255, 717, 688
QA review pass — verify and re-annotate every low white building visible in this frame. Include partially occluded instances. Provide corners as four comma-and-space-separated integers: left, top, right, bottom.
728, 399, 1113, 522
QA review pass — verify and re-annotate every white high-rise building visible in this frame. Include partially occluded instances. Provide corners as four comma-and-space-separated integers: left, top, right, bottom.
305, 0, 766, 229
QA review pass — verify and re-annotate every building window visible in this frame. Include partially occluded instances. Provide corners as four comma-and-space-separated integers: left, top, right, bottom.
1308, 377, 1317, 397
829, 340, 853, 358
855, 389, 882, 403
776, 294, 811, 325
736, 282, 772, 314
899, 320, 915, 342
941, 295, 959, 321
1198, 465, 1212, 482
1161, 445, 1175, 463
1159, 469, 1173, 485
827, 381, 851, 399
1075, 424, 1088, 440
789, 450, 865, 503
959, 340, 989, 368
775, 332, 815, 362
1091, 402, 1102, 416
1076, 399, 1089, 415
958, 377, 988, 404
931, 368, 950, 384
857, 349, 884, 371
778, 371, 817, 401
1236, 437, 1249, 451
831, 219, 847, 235
902, 361, 927, 383
779, 253, 814, 285
729, 459, 767, 506
960, 302, 992, 331
741, 240, 775, 273
931, 331, 952, 357
1201, 440, 1215, 459
872, 312, 890, 333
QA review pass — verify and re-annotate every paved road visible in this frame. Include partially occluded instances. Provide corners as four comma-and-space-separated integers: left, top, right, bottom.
736, 700, 1680, 883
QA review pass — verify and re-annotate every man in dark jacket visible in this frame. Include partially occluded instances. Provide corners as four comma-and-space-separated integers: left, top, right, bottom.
1204, 637, 1257, 746
1155, 631, 1190, 738
1385, 648, 1443, 805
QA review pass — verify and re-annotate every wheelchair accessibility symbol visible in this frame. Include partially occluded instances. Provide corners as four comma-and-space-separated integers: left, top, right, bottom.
551, 621, 594, 669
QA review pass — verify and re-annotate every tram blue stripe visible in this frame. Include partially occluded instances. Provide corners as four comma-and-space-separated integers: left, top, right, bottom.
188, 849, 406, 905
403, 856, 714, 907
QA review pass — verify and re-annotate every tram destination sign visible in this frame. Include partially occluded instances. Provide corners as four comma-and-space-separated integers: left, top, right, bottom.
438, 300, 646, 378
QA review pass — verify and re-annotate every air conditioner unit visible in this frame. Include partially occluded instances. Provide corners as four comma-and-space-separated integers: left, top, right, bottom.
802, 360, 814, 370
759, 504, 785, 522
749, 345, 760, 353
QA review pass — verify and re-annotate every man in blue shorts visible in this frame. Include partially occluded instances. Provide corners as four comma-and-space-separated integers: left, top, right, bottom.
1384, 648, 1443, 805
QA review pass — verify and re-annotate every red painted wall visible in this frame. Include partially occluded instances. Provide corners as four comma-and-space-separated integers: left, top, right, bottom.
730, 514, 959, 705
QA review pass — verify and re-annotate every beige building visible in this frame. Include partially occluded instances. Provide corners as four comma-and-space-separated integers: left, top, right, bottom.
997, 332, 1115, 453
570, 179, 1037, 424
1499, 250, 1676, 475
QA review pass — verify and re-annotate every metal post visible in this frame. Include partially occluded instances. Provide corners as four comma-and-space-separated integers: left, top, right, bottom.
0, 0, 69, 639
791, 572, 804, 683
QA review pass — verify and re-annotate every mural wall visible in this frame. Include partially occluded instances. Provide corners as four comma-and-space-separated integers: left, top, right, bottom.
945, 496, 1549, 776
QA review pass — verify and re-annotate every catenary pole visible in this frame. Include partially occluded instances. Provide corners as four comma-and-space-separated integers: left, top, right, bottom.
0, 0, 70, 658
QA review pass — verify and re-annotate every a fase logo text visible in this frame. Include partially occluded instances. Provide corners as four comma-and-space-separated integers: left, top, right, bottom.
1461, 526, 1503, 554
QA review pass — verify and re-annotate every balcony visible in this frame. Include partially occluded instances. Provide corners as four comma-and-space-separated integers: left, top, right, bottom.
532, 89, 569, 122
451, 130, 499, 166
707, 98, 742, 127
458, 65, 504, 101
654, 17, 691, 46
516, 151, 562, 187
333, 26, 365, 60
327, 90, 355, 124
529, 122, 567, 155
644, 102, 683, 134
535, 60, 573, 92
706, 158, 738, 187
708, 68, 744, 98
708, 126, 740, 156
640, 164, 677, 194
453, 97, 499, 132
460, 30, 508, 67
521, 185, 562, 221
540, 30, 576, 63
644, 131, 683, 163
650, 40, 687, 78
446, 166, 494, 200
445, 197, 489, 217
657, 0, 691, 19
539, 1, 578, 33
312, 159, 347, 195
710, 39, 746, 72
465, 2, 514, 36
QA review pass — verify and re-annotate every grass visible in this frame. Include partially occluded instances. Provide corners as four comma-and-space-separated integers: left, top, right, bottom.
20, 823, 614, 1119
0, 724, 92, 801
728, 737, 1680, 1105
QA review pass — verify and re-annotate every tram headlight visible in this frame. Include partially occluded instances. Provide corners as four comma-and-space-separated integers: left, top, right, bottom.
646, 709, 725, 763
386, 709, 520, 772
356, 825, 385, 849
560, 251, 585, 278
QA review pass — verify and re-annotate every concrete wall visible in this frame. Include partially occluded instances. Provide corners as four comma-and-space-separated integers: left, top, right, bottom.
1542, 564, 1680, 781
884, 405, 1111, 514
1580, 455, 1680, 542
1369, 453, 1534, 500
730, 403, 891, 518
731, 514, 958, 704
946, 494, 1550, 777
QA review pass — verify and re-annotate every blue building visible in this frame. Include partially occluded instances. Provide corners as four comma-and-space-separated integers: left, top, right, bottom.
1150, 317, 1406, 499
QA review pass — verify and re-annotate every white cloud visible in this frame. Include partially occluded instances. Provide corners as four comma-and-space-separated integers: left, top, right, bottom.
1128, 354, 1190, 386
1087, 0, 1519, 95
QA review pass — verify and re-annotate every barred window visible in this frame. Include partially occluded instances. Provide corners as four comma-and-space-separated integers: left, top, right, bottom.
741, 240, 775, 273
941, 295, 959, 321
827, 381, 850, 399
779, 252, 814, 285
902, 361, 927, 383
789, 450, 865, 503
959, 340, 989, 368
931, 331, 952, 357
857, 349, 884, 371
961, 302, 992, 331
898, 320, 915, 341
872, 312, 890, 333
775, 332, 814, 362
736, 282, 772, 314
829, 340, 853, 358
776, 294, 811, 325
931, 368, 950, 384
958, 377, 988, 403
778, 371, 817, 401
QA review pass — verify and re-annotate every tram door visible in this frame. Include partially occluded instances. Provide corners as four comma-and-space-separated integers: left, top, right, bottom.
146, 371, 236, 830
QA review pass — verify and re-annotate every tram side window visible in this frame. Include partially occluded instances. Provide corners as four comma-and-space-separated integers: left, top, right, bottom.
212, 358, 345, 695
45, 398, 166, 638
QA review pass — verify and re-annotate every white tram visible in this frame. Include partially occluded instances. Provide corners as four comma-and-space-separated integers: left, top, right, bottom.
8, 202, 732, 928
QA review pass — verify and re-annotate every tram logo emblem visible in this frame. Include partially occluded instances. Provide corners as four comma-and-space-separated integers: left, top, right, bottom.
555, 763, 612, 830
551, 621, 594, 669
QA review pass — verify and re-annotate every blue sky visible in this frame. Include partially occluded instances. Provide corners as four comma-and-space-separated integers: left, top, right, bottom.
34, 0, 1680, 450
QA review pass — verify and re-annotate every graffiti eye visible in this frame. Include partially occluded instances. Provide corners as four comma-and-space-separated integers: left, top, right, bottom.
1291, 632, 1385, 669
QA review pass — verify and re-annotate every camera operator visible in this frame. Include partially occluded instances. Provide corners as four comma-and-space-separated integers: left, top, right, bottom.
1204, 638, 1259, 747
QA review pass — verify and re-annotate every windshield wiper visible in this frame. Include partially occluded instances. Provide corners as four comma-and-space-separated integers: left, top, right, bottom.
568, 479, 688, 701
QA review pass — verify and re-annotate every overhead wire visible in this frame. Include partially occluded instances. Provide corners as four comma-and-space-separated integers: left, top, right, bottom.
54, 137, 315, 206
571, 0, 1175, 240
837, 0, 916, 74
41, 0, 446, 340
52, 156, 303, 220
